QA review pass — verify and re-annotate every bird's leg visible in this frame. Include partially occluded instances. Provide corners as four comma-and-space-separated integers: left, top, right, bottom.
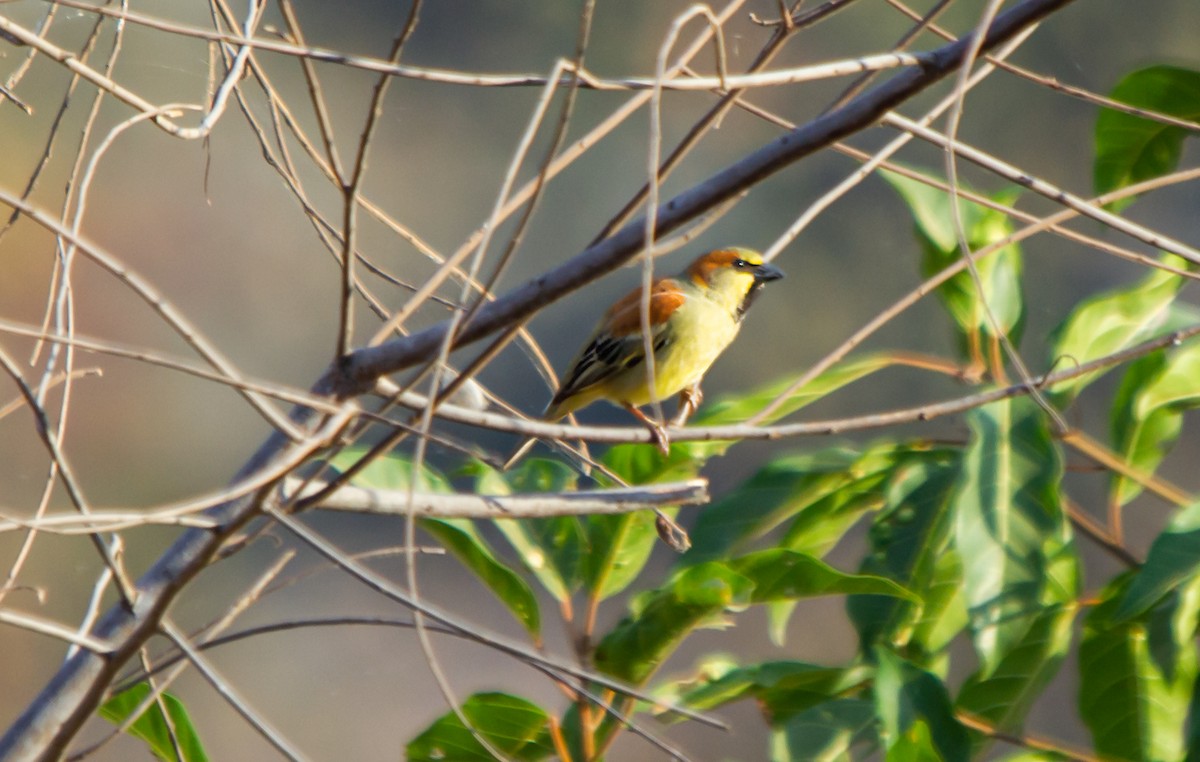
673, 383, 704, 426
623, 403, 670, 455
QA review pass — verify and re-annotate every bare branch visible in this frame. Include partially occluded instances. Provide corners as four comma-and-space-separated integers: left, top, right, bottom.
287, 477, 709, 518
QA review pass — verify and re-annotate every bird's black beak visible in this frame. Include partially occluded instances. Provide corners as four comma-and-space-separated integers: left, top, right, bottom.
753, 262, 784, 283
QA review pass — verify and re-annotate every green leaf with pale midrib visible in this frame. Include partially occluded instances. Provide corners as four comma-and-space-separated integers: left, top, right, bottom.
685, 443, 923, 566
593, 562, 755, 684
1117, 501, 1200, 620
1079, 574, 1200, 761
951, 398, 1078, 677
422, 518, 541, 637
1110, 340, 1200, 507
771, 699, 877, 761
1048, 256, 1185, 406
848, 454, 964, 666
882, 167, 1025, 351
1094, 65, 1200, 210
482, 458, 587, 602
406, 692, 554, 761
874, 648, 971, 762
732, 549, 920, 605
100, 684, 209, 762
955, 603, 1076, 737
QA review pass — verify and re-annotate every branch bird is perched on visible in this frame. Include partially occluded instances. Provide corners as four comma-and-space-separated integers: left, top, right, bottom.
545, 247, 784, 453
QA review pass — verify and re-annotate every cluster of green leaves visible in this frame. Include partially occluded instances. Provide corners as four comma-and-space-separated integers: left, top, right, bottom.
101, 65, 1200, 762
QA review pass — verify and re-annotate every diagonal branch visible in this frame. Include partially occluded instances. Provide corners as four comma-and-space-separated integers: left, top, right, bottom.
339, 0, 1079, 395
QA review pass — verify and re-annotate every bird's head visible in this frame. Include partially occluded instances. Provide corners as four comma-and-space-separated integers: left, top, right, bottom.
684, 248, 784, 318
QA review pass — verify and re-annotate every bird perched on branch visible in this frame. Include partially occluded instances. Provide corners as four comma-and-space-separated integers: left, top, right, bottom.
544, 247, 784, 453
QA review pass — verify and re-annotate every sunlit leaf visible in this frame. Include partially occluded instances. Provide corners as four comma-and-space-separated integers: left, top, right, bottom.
486, 459, 585, 601
874, 648, 970, 762
952, 398, 1078, 676
593, 563, 754, 684
328, 451, 542, 634
581, 509, 661, 601
955, 603, 1076, 736
848, 453, 964, 667
731, 549, 919, 605
328, 446, 453, 493
601, 440, 704, 485
1049, 256, 1185, 405
1079, 574, 1200, 761
883, 169, 1024, 351
660, 659, 872, 724
586, 440, 694, 601
885, 719, 939, 762
421, 519, 541, 638
100, 684, 208, 762
1110, 340, 1200, 506
1094, 65, 1200, 209
1118, 501, 1200, 620
406, 692, 554, 761
692, 354, 893, 429
770, 699, 877, 761
683, 446, 890, 566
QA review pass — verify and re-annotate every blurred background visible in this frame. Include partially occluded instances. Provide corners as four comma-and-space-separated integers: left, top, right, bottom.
0, 0, 1197, 758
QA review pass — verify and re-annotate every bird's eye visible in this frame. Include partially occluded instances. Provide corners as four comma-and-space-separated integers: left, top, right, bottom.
733, 259, 749, 269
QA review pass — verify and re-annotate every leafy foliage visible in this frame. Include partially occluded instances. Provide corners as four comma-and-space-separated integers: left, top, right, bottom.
1093, 65, 1200, 209
406, 693, 556, 761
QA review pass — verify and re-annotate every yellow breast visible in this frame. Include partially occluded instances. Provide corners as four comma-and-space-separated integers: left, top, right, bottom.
621, 288, 742, 406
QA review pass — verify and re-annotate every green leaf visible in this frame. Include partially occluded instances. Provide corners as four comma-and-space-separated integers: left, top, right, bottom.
99, 683, 209, 762
883, 169, 1024, 349
662, 659, 872, 724
731, 549, 919, 605
406, 692, 554, 761
848, 453, 965, 666
683, 445, 895, 566
487, 459, 586, 601
1118, 501, 1200, 620
593, 563, 754, 684
779, 445, 954, 559
770, 699, 877, 761
601, 439, 704, 485
955, 603, 1076, 735
952, 398, 1078, 676
692, 354, 894, 429
421, 519, 541, 638
1094, 65, 1200, 209
1111, 340, 1200, 506
1049, 256, 1185, 405
874, 647, 971, 762
327, 452, 544, 636
581, 510, 661, 601
1079, 574, 1200, 761
885, 719, 941, 762
328, 446, 454, 493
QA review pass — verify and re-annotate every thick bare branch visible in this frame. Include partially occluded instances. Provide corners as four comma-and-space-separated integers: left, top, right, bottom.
288, 477, 709, 518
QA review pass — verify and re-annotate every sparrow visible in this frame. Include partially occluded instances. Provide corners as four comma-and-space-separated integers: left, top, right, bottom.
544, 247, 784, 453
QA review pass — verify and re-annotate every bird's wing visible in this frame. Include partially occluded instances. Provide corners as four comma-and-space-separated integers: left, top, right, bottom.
548, 279, 686, 408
